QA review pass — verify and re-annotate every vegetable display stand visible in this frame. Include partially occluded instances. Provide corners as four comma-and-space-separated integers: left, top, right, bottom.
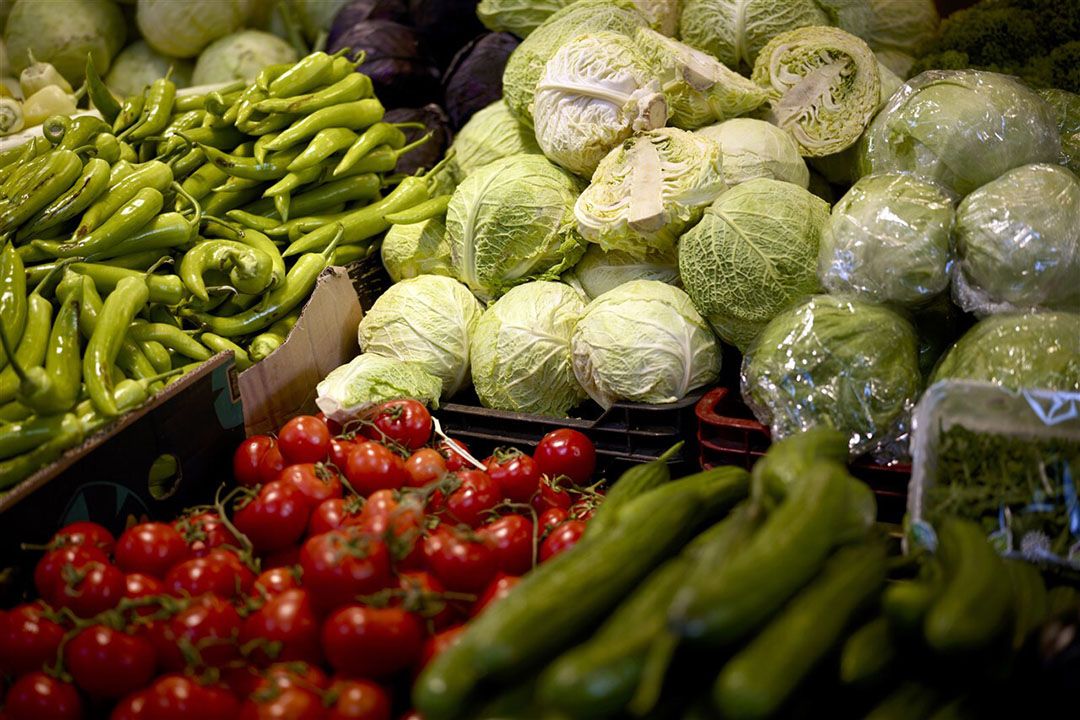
695, 387, 910, 522
0, 353, 244, 604
437, 389, 704, 478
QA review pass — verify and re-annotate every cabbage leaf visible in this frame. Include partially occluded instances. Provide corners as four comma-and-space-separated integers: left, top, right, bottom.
381, 217, 453, 283
569, 244, 680, 300
316, 354, 443, 422
695, 118, 809, 187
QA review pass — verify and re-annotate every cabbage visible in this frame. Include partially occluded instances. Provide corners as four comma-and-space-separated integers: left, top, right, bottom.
501, 0, 648, 124
326, 0, 410, 49
873, 48, 915, 78
296, 0, 351, 40
380, 217, 453, 283
137, 0, 252, 58
817, 0, 939, 57
741, 294, 921, 457
443, 33, 520, 130
315, 354, 443, 422
952, 163, 1080, 315
930, 312, 1080, 392
1039, 88, 1080, 174
479, 0, 677, 40
818, 173, 955, 307
572, 280, 720, 408
751, 26, 881, 157
5, 0, 126, 84
446, 154, 586, 301
382, 105, 452, 177
192, 30, 298, 86
444, 101, 541, 184
357, 275, 484, 399
858, 70, 1062, 196
470, 281, 587, 416
569, 243, 679, 300
106, 41, 192, 98
328, 20, 441, 109
679, 178, 829, 351
574, 128, 726, 257
532, 31, 667, 178
679, 0, 830, 74
695, 118, 809, 188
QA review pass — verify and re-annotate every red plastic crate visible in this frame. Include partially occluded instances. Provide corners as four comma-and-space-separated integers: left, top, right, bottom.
695, 387, 911, 523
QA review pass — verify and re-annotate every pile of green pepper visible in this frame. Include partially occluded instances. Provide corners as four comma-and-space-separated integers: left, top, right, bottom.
0, 50, 447, 491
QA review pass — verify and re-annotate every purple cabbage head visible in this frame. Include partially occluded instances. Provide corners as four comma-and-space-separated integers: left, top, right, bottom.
383, 104, 453, 176
442, 32, 519, 130
328, 19, 441, 109
328, 0, 410, 50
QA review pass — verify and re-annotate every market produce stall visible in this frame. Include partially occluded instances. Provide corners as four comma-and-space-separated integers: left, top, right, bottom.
0, 0, 1078, 718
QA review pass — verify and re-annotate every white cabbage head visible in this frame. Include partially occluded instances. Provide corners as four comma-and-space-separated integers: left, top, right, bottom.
679, 0, 830, 74
470, 281, 588, 416
569, 243, 680, 300
446, 154, 586, 301
479, 0, 678, 39
679, 178, 829, 350
575, 128, 726, 257
357, 275, 484, 399
316, 354, 443, 423
696, 118, 809, 187
380, 218, 453, 283
818, 0, 940, 57
532, 31, 668, 177
572, 280, 720, 408
751, 26, 881, 157
448, 101, 541, 182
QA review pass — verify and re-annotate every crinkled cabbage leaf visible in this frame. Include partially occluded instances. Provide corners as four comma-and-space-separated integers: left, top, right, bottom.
695, 118, 809, 187
569, 243, 680, 300
316, 354, 443, 422
381, 217, 453, 283
450, 101, 541, 181
479, 0, 678, 39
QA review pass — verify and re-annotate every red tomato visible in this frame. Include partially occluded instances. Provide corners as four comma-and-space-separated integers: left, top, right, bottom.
124, 572, 164, 598
530, 475, 574, 514
0, 603, 65, 676
256, 662, 329, 692
345, 441, 409, 496
423, 527, 498, 594
538, 507, 569, 536
34, 544, 109, 603
364, 400, 432, 450
109, 692, 148, 720
314, 412, 342, 436
240, 589, 322, 666
253, 566, 301, 597
472, 574, 521, 616
438, 438, 472, 472
115, 523, 190, 579
326, 678, 391, 720
239, 686, 323, 720
164, 549, 255, 600
308, 497, 357, 536
262, 547, 301, 570
137, 675, 238, 720
485, 451, 541, 504
321, 605, 424, 678
404, 448, 446, 488
173, 512, 235, 557
353, 489, 398, 534
65, 625, 156, 698
278, 463, 344, 508
278, 415, 331, 464
299, 530, 392, 614
233, 435, 280, 487
478, 514, 534, 576
4, 672, 82, 720
397, 571, 458, 631
49, 521, 115, 554
443, 470, 502, 528
152, 594, 241, 671
569, 498, 600, 522
232, 481, 311, 554
354, 491, 425, 566
533, 429, 596, 486
55, 559, 125, 618
415, 625, 465, 674
328, 437, 357, 471
540, 520, 587, 562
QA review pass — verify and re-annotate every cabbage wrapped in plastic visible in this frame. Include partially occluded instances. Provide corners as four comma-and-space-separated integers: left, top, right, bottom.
679, 178, 829, 351
679, 0, 829, 74
470, 281, 587, 416
858, 70, 1062, 196
380, 217, 453, 283
817, 0, 939, 60
819, 173, 955, 307
574, 128, 726, 257
741, 294, 921, 458
533, 31, 667, 177
695, 118, 809, 188
568, 244, 680, 300
1039, 88, 1080, 174
316, 354, 443, 422
502, 0, 648, 124
953, 163, 1080, 315
446, 154, 586, 301
443, 101, 541, 186
357, 275, 484, 399
572, 280, 720, 409
635, 29, 768, 130
751, 26, 881, 158
930, 312, 1080, 392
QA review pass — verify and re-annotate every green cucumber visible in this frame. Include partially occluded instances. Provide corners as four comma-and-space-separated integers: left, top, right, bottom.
865, 682, 942, 720
882, 563, 942, 635
840, 615, 897, 686
712, 540, 888, 720
751, 427, 848, 497
584, 442, 681, 538
1003, 559, 1048, 651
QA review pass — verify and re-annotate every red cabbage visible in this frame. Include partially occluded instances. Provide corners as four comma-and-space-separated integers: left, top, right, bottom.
442, 32, 519, 130
384, 104, 452, 175
328, 19, 441, 109
328, 0, 410, 50
407, 0, 485, 66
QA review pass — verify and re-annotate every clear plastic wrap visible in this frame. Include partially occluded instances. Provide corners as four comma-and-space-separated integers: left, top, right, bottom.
858, 70, 1062, 196
818, 173, 955, 307
908, 380, 1080, 568
952, 163, 1080, 316
740, 294, 921, 459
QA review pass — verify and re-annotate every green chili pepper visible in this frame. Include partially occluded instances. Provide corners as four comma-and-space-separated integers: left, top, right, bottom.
264, 99, 384, 153
58, 116, 111, 151
113, 91, 146, 134
248, 309, 301, 362
185, 226, 342, 337
334, 122, 409, 175
0, 413, 70, 461
0, 137, 42, 171
263, 164, 322, 202
237, 228, 286, 290
138, 338, 172, 374
0, 150, 83, 234
199, 332, 253, 370
0, 293, 52, 405
0, 152, 54, 200
225, 209, 279, 232
49, 186, 165, 259
93, 133, 121, 164
287, 127, 358, 172
202, 187, 263, 217
385, 194, 451, 225
85, 275, 150, 416
1, 286, 83, 415
0, 243, 27, 372
176, 125, 247, 151
156, 110, 205, 155
180, 239, 276, 301
237, 112, 299, 137
201, 143, 305, 181
86, 55, 121, 124
58, 274, 156, 381
70, 263, 187, 306
118, 141, 138, 163
0, 401, 32, 423
283, 176, 429, 256
256, 73, 373, 116
128, 322, 211, 362
22, 158, 111, 236
127, 73, 177, 141
268, 52, 336, 98
62, 211, 196, 261
0, 138, 51, 189
16, 244, 52, 264
271, 208, 350, 242
168, 147, 207, 179
334, 136, 431, 178
181, 159, 230, 202
42, 115, 72, 144
76, 160, 173, 238
0, 412, 84, 489
213, 175, 262, 194
248, 173, 381, 219
330, 243, 375, 265
256, 62, 294, 92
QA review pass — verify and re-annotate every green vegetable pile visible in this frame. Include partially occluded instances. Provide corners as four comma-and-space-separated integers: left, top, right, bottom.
0, 48, 439, 489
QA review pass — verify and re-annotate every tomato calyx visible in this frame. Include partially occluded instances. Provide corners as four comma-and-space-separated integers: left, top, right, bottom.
490, 446, 527, 464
